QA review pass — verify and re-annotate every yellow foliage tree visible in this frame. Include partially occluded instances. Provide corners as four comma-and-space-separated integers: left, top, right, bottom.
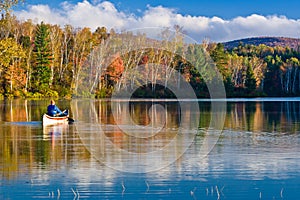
0, 37, 25, 95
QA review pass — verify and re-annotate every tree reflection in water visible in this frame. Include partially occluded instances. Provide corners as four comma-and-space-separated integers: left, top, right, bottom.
0, 99, 300, 200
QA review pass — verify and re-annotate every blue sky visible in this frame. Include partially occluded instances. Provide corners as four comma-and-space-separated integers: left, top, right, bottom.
106, 0, 300, 19
14, 0, 300, 42
20, 0, 300, 19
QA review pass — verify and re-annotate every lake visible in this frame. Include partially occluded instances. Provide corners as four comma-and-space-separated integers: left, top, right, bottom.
0, 98, 300, 199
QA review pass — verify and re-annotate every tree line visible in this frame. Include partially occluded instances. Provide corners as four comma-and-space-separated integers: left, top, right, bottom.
1, 7, 300, 98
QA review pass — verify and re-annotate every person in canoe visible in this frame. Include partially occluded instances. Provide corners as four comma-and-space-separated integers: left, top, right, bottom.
47, 100, 68, 117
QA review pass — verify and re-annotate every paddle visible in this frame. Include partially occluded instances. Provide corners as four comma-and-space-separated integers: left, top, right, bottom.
68, 117, 75, 123
62, 109, 75, 123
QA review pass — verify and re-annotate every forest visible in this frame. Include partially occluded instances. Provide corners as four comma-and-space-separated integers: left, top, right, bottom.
1, 1, 300, 98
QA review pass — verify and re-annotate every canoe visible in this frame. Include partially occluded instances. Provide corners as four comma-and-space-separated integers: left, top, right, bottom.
42, 113, 69, 126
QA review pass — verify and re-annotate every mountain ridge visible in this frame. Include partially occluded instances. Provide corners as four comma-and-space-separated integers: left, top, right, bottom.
222, 36, 300, 50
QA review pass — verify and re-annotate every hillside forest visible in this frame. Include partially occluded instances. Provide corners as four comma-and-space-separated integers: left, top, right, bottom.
1, 6, 300, 98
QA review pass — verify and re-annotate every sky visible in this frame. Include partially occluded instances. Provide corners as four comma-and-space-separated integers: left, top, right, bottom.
13, 0, 300, 42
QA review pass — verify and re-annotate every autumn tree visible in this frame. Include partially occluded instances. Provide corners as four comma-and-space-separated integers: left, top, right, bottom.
70, 27, 93, 95
0, 0, 23, 14
93, 26, 108, 45
19, 20, 35, 92
282, 57, 300, 94
0, 37, 25, 96
48, 25, 63, 88
0, 0, 24, 40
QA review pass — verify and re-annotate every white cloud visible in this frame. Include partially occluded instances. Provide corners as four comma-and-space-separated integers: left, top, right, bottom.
16, 4, 66, 25
14, 1, 300, 42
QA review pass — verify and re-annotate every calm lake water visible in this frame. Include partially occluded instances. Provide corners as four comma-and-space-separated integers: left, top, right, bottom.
0, 98, 300, 199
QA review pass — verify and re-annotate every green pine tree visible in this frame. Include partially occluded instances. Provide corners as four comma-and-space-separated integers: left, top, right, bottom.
245, 65, 256, 93
31, 21, 53, 94
210, 43, 229, 75
210, 43, 233, 95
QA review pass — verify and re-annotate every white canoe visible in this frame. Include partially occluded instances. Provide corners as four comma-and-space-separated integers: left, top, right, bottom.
42, 113, 69, 126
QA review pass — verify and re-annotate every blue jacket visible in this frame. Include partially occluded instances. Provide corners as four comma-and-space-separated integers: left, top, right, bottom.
47, 105, 63, 116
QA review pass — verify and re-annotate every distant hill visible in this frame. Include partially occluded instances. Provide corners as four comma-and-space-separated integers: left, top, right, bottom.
222, 37, 300, 50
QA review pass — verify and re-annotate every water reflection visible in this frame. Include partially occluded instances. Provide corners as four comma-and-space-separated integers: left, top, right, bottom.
71, 99, 204, 173
43, 124, 68, 140
0, 99, 299, 199
226, 101, 300, 134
